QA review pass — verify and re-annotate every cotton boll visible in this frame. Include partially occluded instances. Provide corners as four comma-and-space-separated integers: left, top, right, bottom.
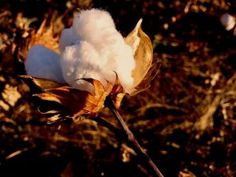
69, 8, 135, 92
61, 42, 111, 92
59, 28, 80, 52
25, 45, 65, 83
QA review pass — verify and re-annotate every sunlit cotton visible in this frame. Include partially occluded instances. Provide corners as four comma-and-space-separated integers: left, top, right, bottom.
25, 9, 136, 93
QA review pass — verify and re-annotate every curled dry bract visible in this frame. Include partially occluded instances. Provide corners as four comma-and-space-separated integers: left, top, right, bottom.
125, 19, 153, 95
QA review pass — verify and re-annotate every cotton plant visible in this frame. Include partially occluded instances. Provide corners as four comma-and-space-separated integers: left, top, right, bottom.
24, 8, 153, 118
23, 9, 163, 177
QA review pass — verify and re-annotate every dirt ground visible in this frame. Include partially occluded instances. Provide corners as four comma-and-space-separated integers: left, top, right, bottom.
0, 0, 236, 177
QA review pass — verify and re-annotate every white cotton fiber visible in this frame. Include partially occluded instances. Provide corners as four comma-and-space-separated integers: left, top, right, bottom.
25, 45, 65, 83
25, 9, 136, 93
61, 42, 108, 90
220, 13, 236, 31
72, 9, 115, 45
61, 9, 135, 92
59, 28, 80, 52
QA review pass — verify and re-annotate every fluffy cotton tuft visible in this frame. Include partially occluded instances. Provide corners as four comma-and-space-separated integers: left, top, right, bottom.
72, 9, 115, 45
61, 41, 108, 89
220, 13, 236, 31
25, 9, 136, 93
61, 9, 135, 92
59, 28, 80, 52
25, 45, 65, 83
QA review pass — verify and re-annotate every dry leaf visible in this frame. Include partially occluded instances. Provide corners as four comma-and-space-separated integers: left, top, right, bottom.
125, 19, 153, 94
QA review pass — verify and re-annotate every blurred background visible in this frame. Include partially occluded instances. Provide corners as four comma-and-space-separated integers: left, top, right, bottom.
0, 0, 236, 176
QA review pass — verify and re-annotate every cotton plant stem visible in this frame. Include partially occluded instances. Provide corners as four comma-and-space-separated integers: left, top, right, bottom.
105, 97, 164, 177
94, 116, 123, 138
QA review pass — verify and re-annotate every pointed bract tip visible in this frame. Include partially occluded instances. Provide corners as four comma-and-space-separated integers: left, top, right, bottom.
136, 19, 143, 28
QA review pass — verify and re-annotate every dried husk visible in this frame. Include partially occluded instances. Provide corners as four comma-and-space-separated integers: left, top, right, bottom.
125, 19, 153, 95
22, 75, 123, 118
34, 79, 113, 118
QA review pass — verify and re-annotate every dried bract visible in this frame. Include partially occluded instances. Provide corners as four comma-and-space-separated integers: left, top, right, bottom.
125, 19, 153, 95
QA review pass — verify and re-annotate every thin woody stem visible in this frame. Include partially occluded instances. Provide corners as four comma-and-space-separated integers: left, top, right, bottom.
105, 97, 164, 177
94, 116, 123, 137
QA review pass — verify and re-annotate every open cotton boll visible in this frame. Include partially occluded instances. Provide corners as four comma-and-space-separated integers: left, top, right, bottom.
67, 8, 135, 92
59, 28, 80, 52
25, 45, 65, 83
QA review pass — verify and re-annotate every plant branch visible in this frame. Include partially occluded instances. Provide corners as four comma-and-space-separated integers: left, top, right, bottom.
94, 116, 124, 138
105, 97, 164, 177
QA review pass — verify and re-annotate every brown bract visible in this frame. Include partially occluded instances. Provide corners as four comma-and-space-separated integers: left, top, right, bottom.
22, 19, 153, 119
125, 19, 153, 95
20, 20, 59, 59
36, 79, 113, 117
